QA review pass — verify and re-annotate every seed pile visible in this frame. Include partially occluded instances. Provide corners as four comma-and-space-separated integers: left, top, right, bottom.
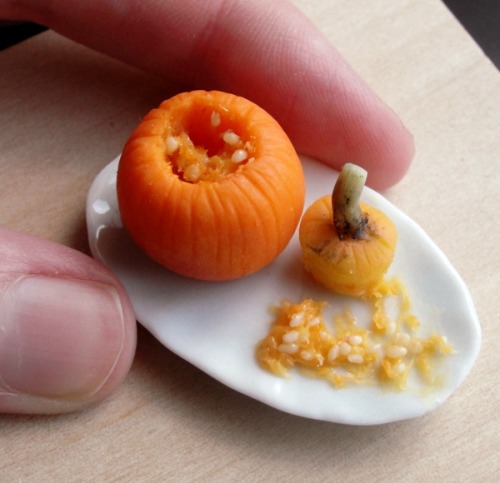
257, 279, 453, 390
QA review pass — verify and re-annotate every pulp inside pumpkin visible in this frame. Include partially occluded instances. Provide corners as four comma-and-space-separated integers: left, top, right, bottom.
165, 108, 255, 183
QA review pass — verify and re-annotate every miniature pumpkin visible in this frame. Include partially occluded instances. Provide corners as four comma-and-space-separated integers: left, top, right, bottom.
117, 90, 305, 281
299, 163, 397, 296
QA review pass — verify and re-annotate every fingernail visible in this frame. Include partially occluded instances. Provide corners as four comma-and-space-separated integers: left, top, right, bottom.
0, 275, 125, 400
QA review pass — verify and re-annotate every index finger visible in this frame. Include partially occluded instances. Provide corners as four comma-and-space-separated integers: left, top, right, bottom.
2, 0, 414, 189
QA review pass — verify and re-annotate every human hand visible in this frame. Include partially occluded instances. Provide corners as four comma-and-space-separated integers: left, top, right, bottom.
0, 0, 414, 414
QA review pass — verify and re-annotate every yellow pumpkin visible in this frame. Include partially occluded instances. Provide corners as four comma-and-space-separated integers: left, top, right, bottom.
299, 163, 397, 296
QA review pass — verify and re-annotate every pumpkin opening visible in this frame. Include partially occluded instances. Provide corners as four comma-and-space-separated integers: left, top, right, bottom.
165, 105, 255, 184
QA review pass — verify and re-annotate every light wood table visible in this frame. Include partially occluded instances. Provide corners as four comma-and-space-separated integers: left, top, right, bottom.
1, 1, 498, 480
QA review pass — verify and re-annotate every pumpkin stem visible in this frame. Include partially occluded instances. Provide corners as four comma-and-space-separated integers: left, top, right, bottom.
332, 163, 368, 240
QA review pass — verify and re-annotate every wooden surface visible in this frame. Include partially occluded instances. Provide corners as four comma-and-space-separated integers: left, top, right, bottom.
1, 0, 499, 480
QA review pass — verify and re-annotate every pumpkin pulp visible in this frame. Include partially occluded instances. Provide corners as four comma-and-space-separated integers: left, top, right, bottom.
257, 294, 453, 390
164, 107, 255, 183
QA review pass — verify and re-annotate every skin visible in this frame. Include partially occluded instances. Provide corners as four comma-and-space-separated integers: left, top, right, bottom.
0, 228, 137, 414
0, 0, 414, 414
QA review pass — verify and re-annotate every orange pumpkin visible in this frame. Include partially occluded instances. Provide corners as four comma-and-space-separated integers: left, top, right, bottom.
117, 90, 305, 281
299, 163, 397, 296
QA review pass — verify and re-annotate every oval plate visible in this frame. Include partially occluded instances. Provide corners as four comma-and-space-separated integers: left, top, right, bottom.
86, 156, 480, 425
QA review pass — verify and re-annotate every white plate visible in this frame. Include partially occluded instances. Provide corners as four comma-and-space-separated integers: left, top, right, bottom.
86, 156, 481, 425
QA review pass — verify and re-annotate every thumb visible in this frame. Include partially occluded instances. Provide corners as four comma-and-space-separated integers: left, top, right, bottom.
0, 228, 137, 414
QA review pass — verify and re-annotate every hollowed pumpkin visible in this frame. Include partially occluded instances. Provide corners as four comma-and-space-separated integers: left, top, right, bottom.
117, 90, 305, 281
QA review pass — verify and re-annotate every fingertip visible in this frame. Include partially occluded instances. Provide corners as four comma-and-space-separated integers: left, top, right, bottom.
195, 0, 415, 190
305, 100, 415, 191
365, 121, 415, 191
